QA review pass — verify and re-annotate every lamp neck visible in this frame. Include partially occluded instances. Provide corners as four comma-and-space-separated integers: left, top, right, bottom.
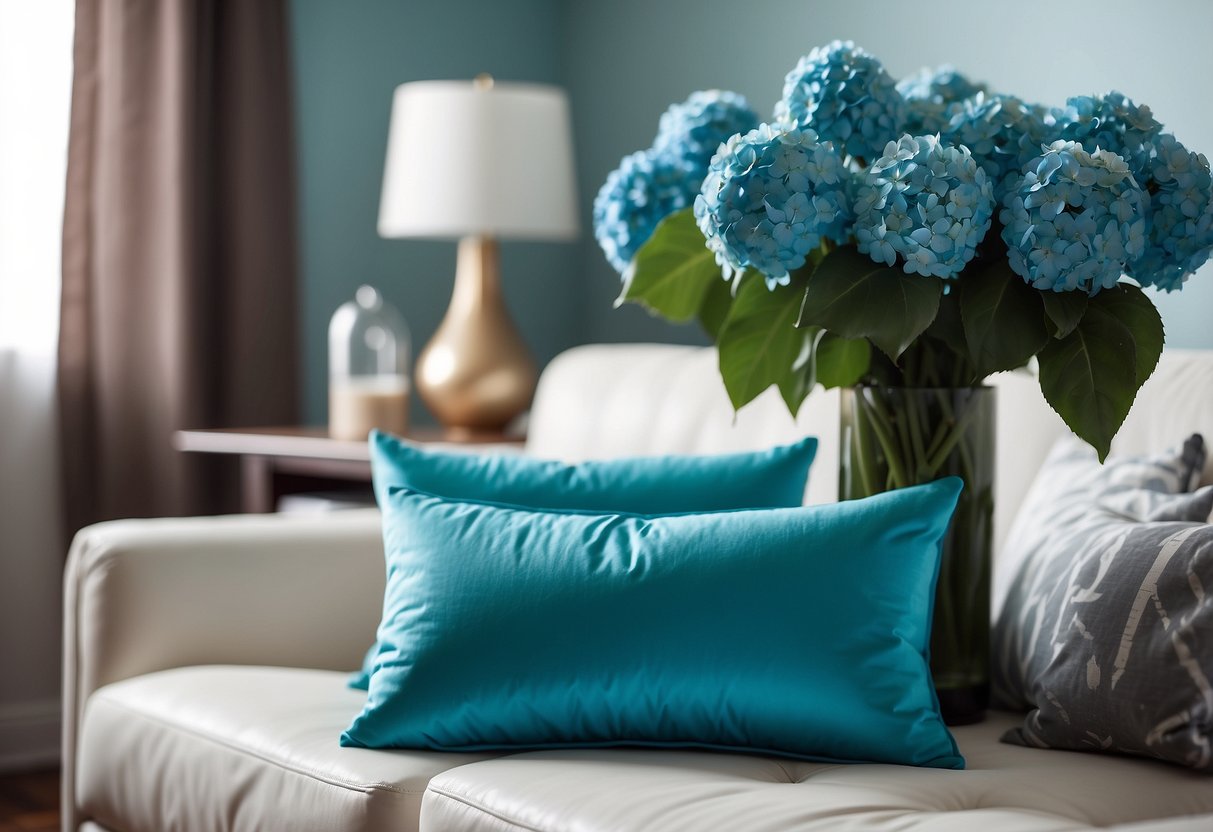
450, 235, 501, 314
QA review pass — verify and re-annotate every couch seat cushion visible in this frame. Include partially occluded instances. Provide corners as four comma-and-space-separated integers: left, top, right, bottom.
76, 665, 504, 832
420, 712, 1213, 832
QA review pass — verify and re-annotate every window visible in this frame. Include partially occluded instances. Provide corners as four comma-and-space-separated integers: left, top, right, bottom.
0, 0, 74, 353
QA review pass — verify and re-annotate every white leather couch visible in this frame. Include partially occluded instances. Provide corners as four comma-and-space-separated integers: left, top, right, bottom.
62, 344, 1213, 832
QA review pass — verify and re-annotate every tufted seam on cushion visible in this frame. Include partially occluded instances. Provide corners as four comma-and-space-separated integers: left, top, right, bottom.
89, 693, 423, 796
789, 763, 847, 783
769, 758, 796, 783
426, 786, 545, 832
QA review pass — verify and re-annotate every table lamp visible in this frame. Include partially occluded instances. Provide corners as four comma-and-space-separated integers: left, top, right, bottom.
378, 75, 579, 434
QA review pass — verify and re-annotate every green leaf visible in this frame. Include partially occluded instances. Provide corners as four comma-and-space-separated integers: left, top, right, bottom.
1092, 283, 1164, 388
1040, 291, 1089, 339
959, 259, 1050, 376
777, 327, 820, 415
617, 208, 719, 321
916, 291, 981, 385
796, 245, 943, 361
1038, 296, 1150, 463
815, 332, 871, 388
697, 271, 735, 340
717, 274, 809, 411
925, 291, 969, 358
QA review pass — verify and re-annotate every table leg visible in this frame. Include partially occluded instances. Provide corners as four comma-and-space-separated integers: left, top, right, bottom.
240, 455, 276, 513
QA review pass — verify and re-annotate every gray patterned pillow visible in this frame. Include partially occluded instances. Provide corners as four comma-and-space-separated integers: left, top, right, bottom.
993, 434, 1213, 770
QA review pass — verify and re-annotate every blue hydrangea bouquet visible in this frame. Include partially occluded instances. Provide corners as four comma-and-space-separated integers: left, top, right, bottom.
595, 41, 1212, 463
594, 41, 1213, 722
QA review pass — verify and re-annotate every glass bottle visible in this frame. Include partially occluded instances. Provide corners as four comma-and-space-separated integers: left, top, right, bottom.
328, 285, 411, 441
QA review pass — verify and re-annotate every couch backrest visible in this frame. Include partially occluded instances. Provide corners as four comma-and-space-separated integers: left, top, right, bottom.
527, 344, 1213, 558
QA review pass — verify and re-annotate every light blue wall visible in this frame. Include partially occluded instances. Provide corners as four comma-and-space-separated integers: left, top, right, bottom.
292, 0, 1213, 426
290, 0, 580, 424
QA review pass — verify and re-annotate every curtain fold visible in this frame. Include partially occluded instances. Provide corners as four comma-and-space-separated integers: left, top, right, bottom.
59, 0, 300, 531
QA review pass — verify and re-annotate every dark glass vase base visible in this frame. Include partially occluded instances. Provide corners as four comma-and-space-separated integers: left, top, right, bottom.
839, 385, 996, 730
937, 685, 989, 726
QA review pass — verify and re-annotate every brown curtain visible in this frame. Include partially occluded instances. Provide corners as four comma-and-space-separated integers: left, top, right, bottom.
59, 0, 300, 532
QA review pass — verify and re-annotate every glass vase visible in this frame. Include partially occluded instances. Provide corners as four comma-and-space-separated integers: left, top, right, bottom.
839, 385, 995, 725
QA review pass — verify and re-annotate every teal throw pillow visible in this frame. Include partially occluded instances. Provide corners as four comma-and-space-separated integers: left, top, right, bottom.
342, 478, 964, 768
369, 429, 818, 513
349, 430, 818, 689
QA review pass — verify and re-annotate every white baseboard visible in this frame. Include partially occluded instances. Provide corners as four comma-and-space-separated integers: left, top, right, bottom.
0, 698, 60, 772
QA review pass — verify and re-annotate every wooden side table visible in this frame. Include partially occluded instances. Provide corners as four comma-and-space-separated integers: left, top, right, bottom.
173, 426, 523, 513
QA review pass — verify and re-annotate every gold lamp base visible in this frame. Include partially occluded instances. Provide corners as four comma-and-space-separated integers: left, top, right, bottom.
414, 236, 537, 434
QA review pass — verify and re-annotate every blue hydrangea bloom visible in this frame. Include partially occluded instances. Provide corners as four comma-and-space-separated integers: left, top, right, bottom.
897, 65, 987, 135
1000, 140, 1147, 294
1128, 133, 1213, 292
653, 90, 760, 173
778, 41, 905, 164
1046, 92, 1162, 179
593, 149, 699, 274
694, 124, 853, 288
854, 134, 995, 279
942, 93, 1047, 193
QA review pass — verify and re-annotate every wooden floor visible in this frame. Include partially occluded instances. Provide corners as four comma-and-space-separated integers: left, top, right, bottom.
0, 769, 58, 832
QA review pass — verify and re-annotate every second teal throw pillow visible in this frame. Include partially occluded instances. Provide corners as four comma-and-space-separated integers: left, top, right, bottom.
343, 478, 964, 768
369, 429, 818, 512
350, 431, 818, 690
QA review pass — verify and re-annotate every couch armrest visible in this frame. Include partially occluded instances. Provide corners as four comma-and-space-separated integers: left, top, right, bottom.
62, 509, 384, 828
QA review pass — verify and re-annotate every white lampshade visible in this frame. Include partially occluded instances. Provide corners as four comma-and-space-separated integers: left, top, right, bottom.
378, 79, 579, 240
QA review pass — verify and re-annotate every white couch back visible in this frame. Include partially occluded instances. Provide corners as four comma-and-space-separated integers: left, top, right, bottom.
528, 344, 1213, 557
